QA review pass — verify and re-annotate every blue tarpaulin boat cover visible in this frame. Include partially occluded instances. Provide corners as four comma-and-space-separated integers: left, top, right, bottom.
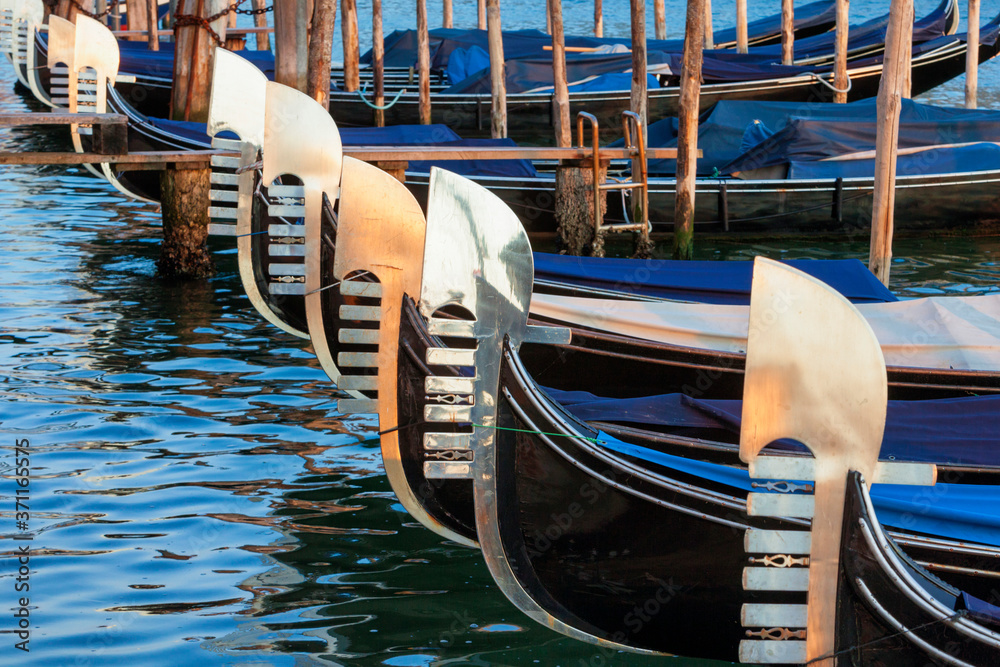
577, 428, 1000, 547
641, 95, 1000, 177
548, 389, 1000, 468
532, 255, 896, 304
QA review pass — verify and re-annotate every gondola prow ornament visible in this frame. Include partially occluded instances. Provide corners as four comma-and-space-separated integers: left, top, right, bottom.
738, 258, 936, 665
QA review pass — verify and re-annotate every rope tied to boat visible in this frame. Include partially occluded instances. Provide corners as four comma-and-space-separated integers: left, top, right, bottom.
175, 0, 272, 48
810, 71, 852, 95
357, 82, 407, 110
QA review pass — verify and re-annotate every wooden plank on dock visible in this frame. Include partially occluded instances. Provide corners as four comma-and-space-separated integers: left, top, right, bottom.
0, 150, 229, 167
0, 113, 127, 126
341, 146, 682, 160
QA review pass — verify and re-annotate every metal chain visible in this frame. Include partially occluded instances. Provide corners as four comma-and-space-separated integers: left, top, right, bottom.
174, 0, 273, 48
69, 0, 112, 19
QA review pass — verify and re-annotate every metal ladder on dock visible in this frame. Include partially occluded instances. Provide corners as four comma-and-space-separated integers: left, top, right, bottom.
574, 110, 651, 257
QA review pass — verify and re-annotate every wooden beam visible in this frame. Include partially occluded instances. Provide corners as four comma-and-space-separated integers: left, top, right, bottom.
594, 0, 603, 38
273, 1, 310, 93
372, 0, 385, 126
443, 0, 452, 29
0, 150, 222, 165
833, 0, 849, 102
171, 0, 229, 123
486, 0, 506, 138
654, 0, 666, 40
630, 0, 647, 131
341, 0, 360, 92
146, 0, 160, 51
252, 0, 270, 50
966, 0, 980, 108
704, 0, 713, 49
546, 0, 552, 34
341, 146, 683, 160
781, 0, 794, 65
901, 0, 912, 98
478, 0, 486, 30
735, 0, 748, 53
308, 0, 336, 108
550, 0, 570, 147
124, 0, 148, 41
417, 0, 431, 123
0, 112, 127, 126
674, 0, 704, 260
868, 0, 913, 286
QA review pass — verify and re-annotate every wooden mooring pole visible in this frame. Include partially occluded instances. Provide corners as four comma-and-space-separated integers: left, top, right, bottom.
631, 0, 651, 258
252, 0, 270, 50
124, 0, 148, 41
551, 0, 569, 147
443, 0, 452, 28
966, 0, 980, 108
704, 0, 713, 49
674, 0, 704, 260
868, 0, 913, 286
486, 0, 506, 138
274, 0, 309, 93
145, 0, 160, 51
478, 0, 486, 30
901, 0, 912, 98
341, 0, 360, 91
833, 0, 849, 102
654, 0, 666, 40
308, 0, 336, 108
594, 0, 602, 38
417, 0, 431, 123
161, 0, 229, 279
735, 0, 748, 53
372, 0, 385, 126
781, 0, 794, 64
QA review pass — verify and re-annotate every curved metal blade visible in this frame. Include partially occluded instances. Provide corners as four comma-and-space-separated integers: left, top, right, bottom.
9, 0, 53, 106
262, 81, 344, 380
208, 49, 267, 149
740, 257, 887, 665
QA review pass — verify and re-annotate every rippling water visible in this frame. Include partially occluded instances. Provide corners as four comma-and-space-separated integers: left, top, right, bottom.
3, 2, 1000, 664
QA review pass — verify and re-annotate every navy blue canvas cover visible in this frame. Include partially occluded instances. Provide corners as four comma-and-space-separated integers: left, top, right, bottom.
547, 388, 1000, 468
788, 143, 1000, 179
532, 255, 896, 304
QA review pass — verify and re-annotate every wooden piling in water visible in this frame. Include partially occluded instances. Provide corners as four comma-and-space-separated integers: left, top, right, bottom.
550, 0, 569, 147
251, 0, 270, 50
704, 0, 713, 49
966, 0, 980, 108
868, 0, 913, 286
162, 0, 229, 279
124, 0, 147, 41
478, 0, 486, 30
145, 0, 160, 50
901, 0, 912, 98
486, 0, 506, 138
308, 0, 336, 108
735, 0, 748, 53
274, 0, 309, 93
674, 0, 704, 260
372, 0, 385, 126
594, 0, 602, 37
781, 0, 794, 64
833, 0, 849, 102
546, 0, 552, 34
654, 0, 666, 40
341, 0, 360, 91
631, 0, 651, 258
417, 0, 431, 123
443, 0, 452, 28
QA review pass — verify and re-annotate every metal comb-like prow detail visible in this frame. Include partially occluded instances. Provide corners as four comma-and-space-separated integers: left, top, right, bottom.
419, 168, 571, 482
737, 258, 936, 666
207, 52, 308, 339
3, 0, 52, 107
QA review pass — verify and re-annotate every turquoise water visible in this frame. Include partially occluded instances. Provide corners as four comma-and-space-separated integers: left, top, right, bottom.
3, 2, 1000, 665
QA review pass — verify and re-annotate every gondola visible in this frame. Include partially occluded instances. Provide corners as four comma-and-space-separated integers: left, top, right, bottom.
328, 0, 979, 144
27, 0, 841, 121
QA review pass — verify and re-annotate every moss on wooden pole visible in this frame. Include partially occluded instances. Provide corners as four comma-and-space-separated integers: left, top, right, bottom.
673, 0, 704, 260
160, 0, 229, 279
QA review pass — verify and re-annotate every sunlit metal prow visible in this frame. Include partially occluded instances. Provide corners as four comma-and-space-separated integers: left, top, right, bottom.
205, 50, 310, 339
2, 0, 54, 107
738, 258, 935, 665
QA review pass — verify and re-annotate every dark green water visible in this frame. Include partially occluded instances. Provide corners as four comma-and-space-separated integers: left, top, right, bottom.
2, 1, 1000, 665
